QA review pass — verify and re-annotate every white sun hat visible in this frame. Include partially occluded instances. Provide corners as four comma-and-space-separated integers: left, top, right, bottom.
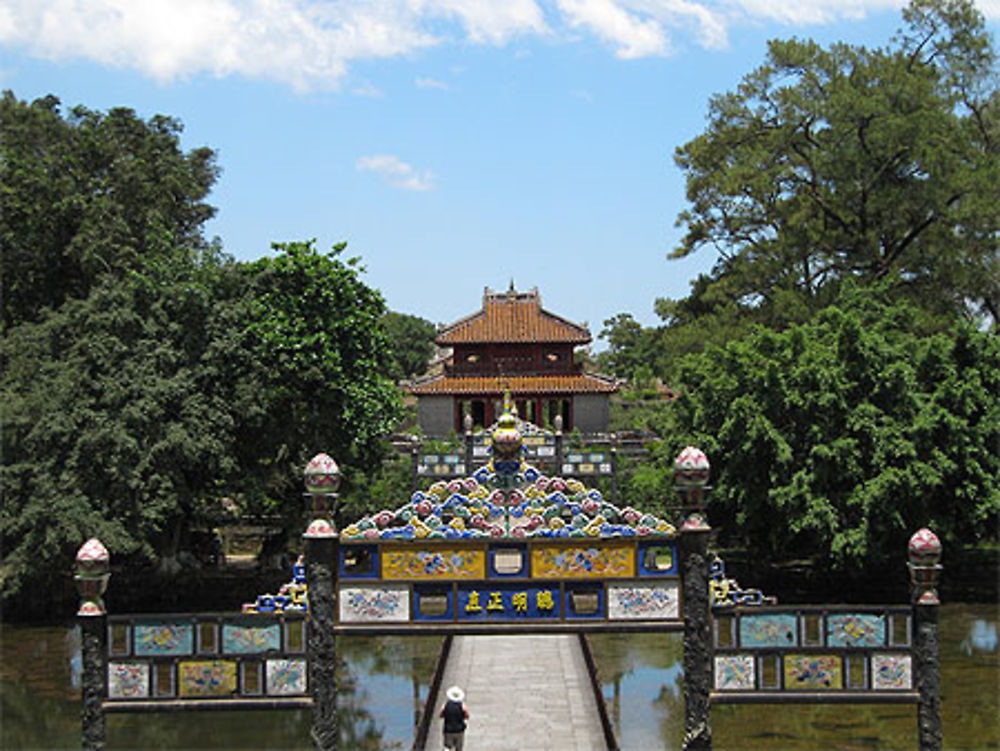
446, 685, 465, 702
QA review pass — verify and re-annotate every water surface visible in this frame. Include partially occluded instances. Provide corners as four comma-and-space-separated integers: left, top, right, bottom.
2, 605, 996, 750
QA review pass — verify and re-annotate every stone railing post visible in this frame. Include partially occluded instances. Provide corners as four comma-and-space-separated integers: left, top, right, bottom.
909, 528, 943, 751
610, 443, 619, 506
464, 412, 474, 472
553, 414, 564, 472
675, 447, 713, 751
303, 454, 342, 751
75, 538, 110, 751
410, 441, 420, 494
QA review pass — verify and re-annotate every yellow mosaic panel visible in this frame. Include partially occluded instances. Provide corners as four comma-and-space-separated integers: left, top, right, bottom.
782, 655, 843, 690
531, 543, 634, 579
177, 660, 237, 697
381, 547, 486, 580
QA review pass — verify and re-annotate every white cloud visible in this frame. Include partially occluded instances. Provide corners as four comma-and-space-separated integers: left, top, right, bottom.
415, 76, 449, 89
0, 1, 995, 90
726, 0, 901, 26
557, 0, 669, 58
356, 154, 435, 191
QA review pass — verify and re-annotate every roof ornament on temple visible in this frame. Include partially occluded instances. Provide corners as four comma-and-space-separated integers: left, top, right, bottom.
341, 404, 676, 542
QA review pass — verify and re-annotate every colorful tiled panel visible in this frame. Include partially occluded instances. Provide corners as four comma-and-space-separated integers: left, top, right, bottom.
607, 582, 679, 620
872, 653, 912, 690
783, 655, 843, 690
381, 547, 485, 579
266, 659, 307, 696
827, 613, 886, 648
222, 622, 281, 654
339, 584, 410, 622
714, 655, 755, 691
177, 660, 237, 697
457, 584, 561, 620
531, 544, 634, 579
108, 661, 149, 699
134, 622, 193, 656
341, 467, 675, 541
739, 614, 798, 648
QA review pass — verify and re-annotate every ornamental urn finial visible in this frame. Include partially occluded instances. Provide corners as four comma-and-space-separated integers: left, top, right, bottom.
908, 527, 943, 605
303, 453, 340, 538
674, 446, 710, 487
74, 538, 110, 616
304, 453, 340, 495
491, 411, 522, 464
674, 446, 711, 531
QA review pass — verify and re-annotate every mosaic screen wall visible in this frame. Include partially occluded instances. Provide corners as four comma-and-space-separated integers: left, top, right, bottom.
335, 540, 680, 628
105, 614, 307, 703
712, 608, 915, 698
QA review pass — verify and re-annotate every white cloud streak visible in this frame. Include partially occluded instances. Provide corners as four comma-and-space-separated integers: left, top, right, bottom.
356, 154, 435, 191
0, 1, 995, 90
415, 76, 449, 89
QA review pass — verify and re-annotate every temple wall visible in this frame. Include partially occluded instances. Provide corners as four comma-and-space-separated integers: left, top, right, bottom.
417, 396, 455, 436
573, 394, 609, 433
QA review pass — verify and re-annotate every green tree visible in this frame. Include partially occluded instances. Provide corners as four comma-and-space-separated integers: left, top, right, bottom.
0, 97, 404, 608
243, 241, 401, 476
670, 286, 1000, 572
598, 313, 660, 381
382, 311, 436, 380
0, 92, 218, 329
1, 269, 241, 598
670, 0, 999, 328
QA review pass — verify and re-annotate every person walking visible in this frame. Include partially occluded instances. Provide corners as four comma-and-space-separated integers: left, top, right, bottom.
439, 685, 469, 751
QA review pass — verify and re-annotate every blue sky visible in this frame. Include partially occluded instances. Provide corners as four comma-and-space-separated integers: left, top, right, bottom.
2, 1, 997, 347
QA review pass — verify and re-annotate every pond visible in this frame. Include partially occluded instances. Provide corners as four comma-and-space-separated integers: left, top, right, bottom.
2, 604, 996, 750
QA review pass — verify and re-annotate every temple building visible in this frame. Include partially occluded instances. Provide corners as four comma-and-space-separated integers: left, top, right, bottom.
407, 285, 619, 435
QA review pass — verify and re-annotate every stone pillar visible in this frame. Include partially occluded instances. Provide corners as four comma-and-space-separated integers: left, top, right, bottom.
464, 413, 474, 473
909, 528, 943, 751
680, 524, 712, 751
675, 446, 713, 751
610, 443, 619, 506
75, 538, 110, 751
554, 414, 564, 473
303, 454, 342, 751
410, 442, 419, 495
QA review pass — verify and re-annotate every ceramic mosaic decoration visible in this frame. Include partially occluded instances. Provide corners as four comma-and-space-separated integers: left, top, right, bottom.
714, 655, 755, 691
340, 466, 676, 542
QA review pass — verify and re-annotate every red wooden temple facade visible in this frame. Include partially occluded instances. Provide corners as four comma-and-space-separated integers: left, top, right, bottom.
407, 285, 619, 435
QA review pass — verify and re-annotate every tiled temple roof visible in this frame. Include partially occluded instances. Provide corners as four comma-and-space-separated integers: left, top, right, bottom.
437, 287, 590, 345
406, 373, 619, 395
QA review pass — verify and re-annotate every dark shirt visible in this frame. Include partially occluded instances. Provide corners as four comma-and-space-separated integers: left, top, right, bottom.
442, 700, 467, 733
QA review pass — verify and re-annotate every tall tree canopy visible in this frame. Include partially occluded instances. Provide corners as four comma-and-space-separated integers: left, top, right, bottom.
671, 0, 999, 328
0, 95, 400, 610
0, 91, 218, 329
670, 287, 1000, 572
381, 311, 437, 381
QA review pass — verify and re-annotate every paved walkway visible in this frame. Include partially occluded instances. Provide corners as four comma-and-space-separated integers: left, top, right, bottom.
424, 635, 608, 751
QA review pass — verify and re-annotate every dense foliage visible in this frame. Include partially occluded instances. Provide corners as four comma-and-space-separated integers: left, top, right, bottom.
598, 1, 999, 576
0, 92, 218, 329
0, 95, 400, 606
672, 0, 998, 327
671, 288, 999, 570
381, 310, 437, 380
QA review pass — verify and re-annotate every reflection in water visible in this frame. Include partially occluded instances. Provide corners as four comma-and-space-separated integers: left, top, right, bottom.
960, 619, 997, 655
1, 628, 439, 750
2, 605, 997, 750
588, 603, 999, 751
